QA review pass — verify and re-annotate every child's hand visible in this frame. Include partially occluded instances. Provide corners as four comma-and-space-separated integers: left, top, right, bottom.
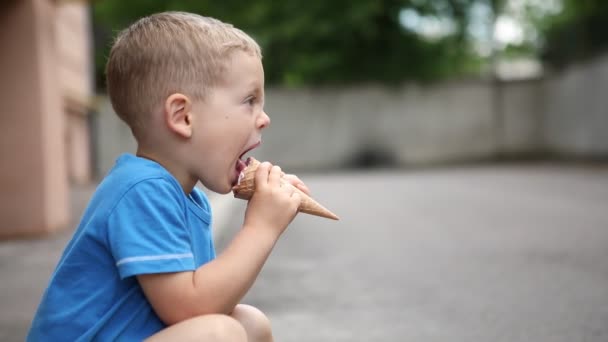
243, 162, 302, 236
282, 173, 311, 196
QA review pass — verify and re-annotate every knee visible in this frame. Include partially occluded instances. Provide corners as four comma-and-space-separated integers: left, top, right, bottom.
232, 304, 273, 342
193, 314, 247, 341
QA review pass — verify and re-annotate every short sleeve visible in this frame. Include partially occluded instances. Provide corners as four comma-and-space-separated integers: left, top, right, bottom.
107, 178, 195, 279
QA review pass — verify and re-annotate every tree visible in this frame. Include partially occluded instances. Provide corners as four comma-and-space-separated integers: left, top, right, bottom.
92, 0, 501, 89
540, 0, 608, 68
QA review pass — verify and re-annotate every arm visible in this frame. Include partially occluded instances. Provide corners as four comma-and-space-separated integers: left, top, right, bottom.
137, 162, 302, 325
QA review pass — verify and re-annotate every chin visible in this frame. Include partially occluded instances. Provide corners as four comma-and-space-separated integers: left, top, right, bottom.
216, 186, 232, 195
221, 178, 237, 194
200, 179, 232, 195
209, 183, 232, 195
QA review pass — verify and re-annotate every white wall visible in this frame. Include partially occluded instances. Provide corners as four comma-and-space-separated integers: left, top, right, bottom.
93, 97, 137, 177
543, 54, 608, 157
257, 81, 497, 169
499, 79, 543, 155
93, 55, 608, 175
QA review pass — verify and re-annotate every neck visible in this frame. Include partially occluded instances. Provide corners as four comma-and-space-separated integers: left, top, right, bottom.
136, 145, 197, 194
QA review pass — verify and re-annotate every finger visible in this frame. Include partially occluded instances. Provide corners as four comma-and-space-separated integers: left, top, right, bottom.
255, 162, 272, 190
268, 165, 282, 188
282, 174, 300, 186
291, 191, 302, 210
296, 183, 311, 195
284, 181, 296, 194
283, 174, 311, 195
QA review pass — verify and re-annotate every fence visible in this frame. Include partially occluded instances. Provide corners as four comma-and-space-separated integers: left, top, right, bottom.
94, 54, 608, 175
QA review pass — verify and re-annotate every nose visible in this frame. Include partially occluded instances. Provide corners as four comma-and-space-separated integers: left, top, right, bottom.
257, 111, 270, 129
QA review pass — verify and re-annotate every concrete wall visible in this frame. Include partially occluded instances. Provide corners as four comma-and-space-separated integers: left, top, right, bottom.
94, 80, 501, 174
94, 55, 608, 175
543, 55, 608, 158
93, 98, 137, 177
498, 79, 544, 155
257, 81, 498, 169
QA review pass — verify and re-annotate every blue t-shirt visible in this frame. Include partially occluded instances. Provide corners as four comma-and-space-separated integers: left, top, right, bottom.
28, 154, 216, 341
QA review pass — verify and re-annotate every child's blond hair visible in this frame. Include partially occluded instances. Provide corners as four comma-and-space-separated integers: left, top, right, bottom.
106, 12, 261, 139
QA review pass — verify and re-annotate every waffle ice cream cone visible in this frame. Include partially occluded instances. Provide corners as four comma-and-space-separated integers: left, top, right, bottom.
233, 158, 339, 220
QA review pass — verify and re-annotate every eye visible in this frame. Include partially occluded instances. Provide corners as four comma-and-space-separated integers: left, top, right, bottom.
245, 96, 256, 106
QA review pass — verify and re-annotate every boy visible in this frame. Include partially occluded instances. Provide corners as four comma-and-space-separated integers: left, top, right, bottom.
28, 12, 309, 341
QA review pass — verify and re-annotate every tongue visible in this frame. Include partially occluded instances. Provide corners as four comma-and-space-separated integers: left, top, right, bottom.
236, 159, 247, 174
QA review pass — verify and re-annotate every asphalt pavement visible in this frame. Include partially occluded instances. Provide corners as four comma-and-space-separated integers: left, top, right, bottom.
2, 162, 608, 341
222, 162, 608, 342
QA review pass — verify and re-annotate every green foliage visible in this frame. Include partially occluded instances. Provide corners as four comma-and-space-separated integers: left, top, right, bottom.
540, 0, 608, 68
92, 0, 496, 89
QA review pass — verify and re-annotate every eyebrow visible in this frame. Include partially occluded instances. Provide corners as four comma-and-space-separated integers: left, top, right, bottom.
247, 79, 263, 90
246, 84, 264, 97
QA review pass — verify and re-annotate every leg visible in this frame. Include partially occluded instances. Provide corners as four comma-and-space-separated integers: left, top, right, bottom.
145, 314, 247, 342
231, 304, 274, 342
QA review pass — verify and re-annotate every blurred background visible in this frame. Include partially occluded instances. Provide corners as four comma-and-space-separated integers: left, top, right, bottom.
1, 0, 607, 341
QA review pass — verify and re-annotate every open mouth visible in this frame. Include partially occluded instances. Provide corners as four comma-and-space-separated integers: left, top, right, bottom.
234, 141, 260, 184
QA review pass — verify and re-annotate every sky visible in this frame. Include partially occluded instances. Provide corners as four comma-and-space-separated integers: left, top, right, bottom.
399, 0, 563, 56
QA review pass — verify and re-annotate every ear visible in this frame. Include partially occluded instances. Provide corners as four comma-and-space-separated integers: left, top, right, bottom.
164, 93, 193, 139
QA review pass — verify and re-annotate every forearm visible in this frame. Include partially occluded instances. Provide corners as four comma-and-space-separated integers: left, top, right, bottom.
140, 163, 302, 325
191, 225, 279, 314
